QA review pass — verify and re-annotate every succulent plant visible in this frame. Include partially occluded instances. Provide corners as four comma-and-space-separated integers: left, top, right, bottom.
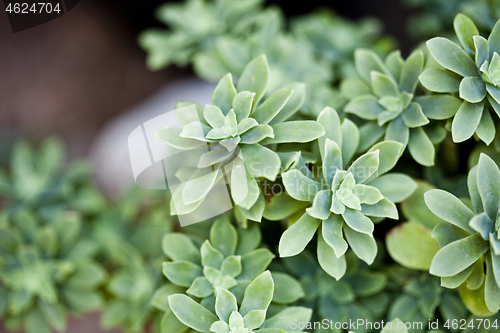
279, 107, 416, 279
419, 13, 500, 145
0, 137, 106, 218
167, 270, 312, 333
424, 153, 500, 315
0, 209, 106, 333
344, 48, 462, 166
291, 10, 396, 79
385, 266, 469, 333
138, 0, 264, 70
94, 188, 174, 333
280, 251, 389, 333
461, 0, 500, 32
151, 217, 304, 333
155, 55, 324, 221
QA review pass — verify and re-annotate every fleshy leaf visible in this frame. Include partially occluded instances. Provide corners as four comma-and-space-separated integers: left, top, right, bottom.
168, 294, 218, 332
279, 213, 321, 257
237, 55, 269, 106
239, 271, 274, 316
429, 234, 489, 277
213, 74, 237, 115
426, 37, 477, 77
317, 230, 347, 280
477, 153, 500, 221
451, 101, 484, 143
424, 189, 475, 233
419, 68, 461, 92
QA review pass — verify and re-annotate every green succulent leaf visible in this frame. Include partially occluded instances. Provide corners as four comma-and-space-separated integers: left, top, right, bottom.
454, 14, 479, 56
168, 294, 218, 332
430, 233, 489, 277
239, 271, 274, 316
419, 68, 461, 92
424, 190, 475, 233
477, 153, 500, 221
237, 55, 269, 106
213, 74, 237, 115
279, 213, 321, 257
317, 230, 347, 280
386, 222, 440, 270
261, 121, 325, 144
252, 89, 293, 125
426, 37, 477, 77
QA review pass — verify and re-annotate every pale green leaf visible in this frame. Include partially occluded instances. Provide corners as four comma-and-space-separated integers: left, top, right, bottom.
215, 287, 238, 323
451, 101, 484, 143
408, 127, 435, 166
424, 189, 475, 233
213, 74, 237, 115
168, 294, 218, 332
252, 89, 293, 124
241, 144, 281, 181
454, 14, 479, 56
430, 234, 489, 277
386, 222, 440, 270
317, 231, 347, 280
240, 271, 274, 316
344, 224, 377, 264
419, 68, 461, 92
279, 213, 321, 257
459, 76, 486, 103
237, 55, 269, 106
260, 121, 324, 144
426, 37, 477, 77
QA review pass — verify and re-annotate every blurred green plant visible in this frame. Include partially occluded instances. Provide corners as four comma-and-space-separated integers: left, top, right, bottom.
0, 137, 106, 218
94, 188, 174, 333
0, 209, 106, 333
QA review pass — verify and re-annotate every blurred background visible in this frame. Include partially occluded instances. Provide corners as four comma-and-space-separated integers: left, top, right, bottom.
0, 0, 415, 160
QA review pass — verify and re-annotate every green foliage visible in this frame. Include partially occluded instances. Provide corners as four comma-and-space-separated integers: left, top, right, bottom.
0, 137, 106, 217
156, 55, 323, 221
152, 217, 304, 333
167, 271, 312, 333
420, 14, 500, 145
138, 0, 265, 70
96, 188, 174, 333
385, 266, 469, 333
281, 251, 389, 333
279, 107, 416, 279
9, 2, 500, 333
0, 210, 106, 333
344, 48, 460, 166
424, 153, 500, 315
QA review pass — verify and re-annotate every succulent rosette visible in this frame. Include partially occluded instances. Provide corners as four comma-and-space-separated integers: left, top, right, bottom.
155, 55, 324, 222
344, 48, 462, 166
279, 107, 417, 279
167, 271, 312, 333
420, 14, 500, 145
151, 217, 304, 333
425, 153, 500, 315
